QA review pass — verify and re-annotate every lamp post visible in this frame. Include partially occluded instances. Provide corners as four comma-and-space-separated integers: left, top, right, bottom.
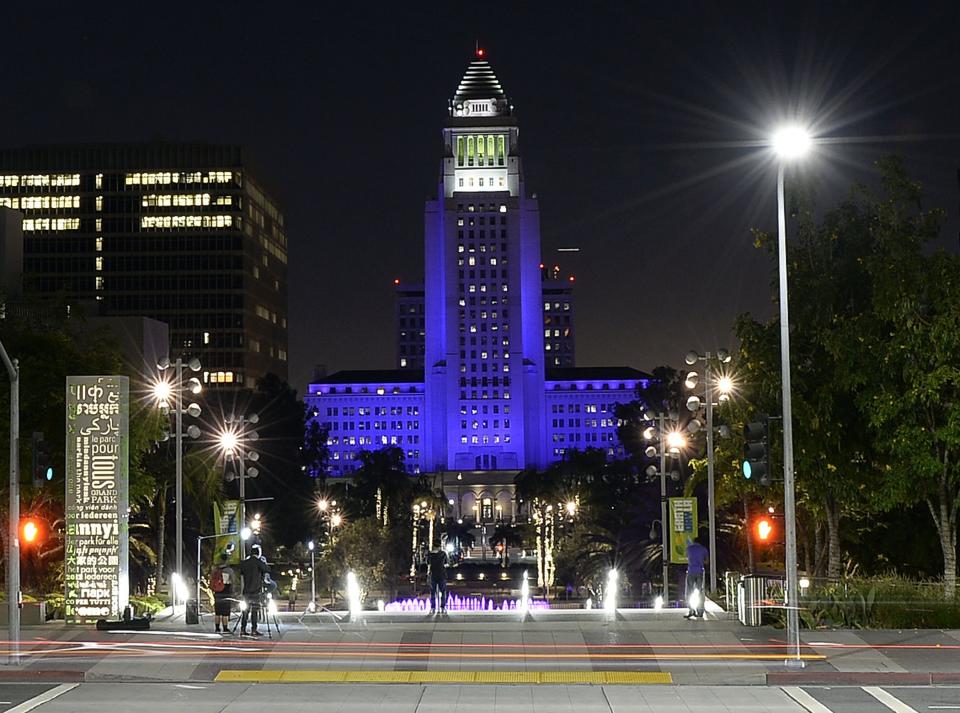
643, 411, 683, 606
218, 414, 260, 560
154, 356, 202, 600
683, 350, 734, 593
307, 540, 316, 609
0, 341, 20, 664
772, 124, 811, 666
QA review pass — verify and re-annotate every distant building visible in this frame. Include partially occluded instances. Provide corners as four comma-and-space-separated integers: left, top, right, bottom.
541, 264, 575, 367
395, 281, 426, 369
0, 207, 23, 298
0, 143, 288, 388
305, 52, 650, 518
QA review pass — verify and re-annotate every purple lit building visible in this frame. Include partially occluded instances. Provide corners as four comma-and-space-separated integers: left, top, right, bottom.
305, 53, 650, 520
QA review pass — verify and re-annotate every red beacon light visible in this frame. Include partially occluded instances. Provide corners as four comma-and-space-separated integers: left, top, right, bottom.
476, 47, 485, 58
393, 278, 400, 286
569, 276, 575, 282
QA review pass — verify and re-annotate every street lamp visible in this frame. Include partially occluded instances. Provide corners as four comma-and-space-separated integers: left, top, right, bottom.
683, 349, 735, 593
772, 124, 811, 667
307, 540, 316, 609
218, 413, 260, 560
155, 355, 202, 600
642, 410, 682, 605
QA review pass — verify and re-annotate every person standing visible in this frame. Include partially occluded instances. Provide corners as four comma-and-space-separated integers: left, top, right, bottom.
211, 552, 236, 634
239, 544, 270, 636
427, 547, 449, 613
684, 536, 709, 619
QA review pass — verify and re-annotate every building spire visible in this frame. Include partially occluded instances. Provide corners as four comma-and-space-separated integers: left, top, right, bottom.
450, 49, 510, 118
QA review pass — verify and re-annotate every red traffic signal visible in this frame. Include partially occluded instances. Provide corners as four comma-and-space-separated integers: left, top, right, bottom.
755, 517, 773, 543
21, 518, 42, 545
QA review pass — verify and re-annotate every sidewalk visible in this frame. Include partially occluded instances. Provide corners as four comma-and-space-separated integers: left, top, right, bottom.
3, 606, 958, 686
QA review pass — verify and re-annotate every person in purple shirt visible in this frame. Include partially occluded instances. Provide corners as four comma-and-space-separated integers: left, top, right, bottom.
684, 536, 709, 619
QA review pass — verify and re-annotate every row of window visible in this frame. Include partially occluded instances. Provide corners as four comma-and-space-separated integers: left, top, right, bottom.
328, 435, 420, 446
22, 217, 80, 231
0, 174, 79, 187
552, 432, 617, 443
141, 193, 233, 207
325, 419, 420, 431
0, 195, 80, 210
457, 175, 505, 189
125, 171, 234, 186
140, 214, 234, 229
460, 434, 511, 444
456, 203, 506, 213
550, 418, 618, 428
455, 134, 507, 167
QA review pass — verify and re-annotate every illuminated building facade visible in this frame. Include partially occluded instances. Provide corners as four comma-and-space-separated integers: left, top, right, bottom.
396, 265, 575, 370
0, 143, 287, 387
306, 54, 650, 507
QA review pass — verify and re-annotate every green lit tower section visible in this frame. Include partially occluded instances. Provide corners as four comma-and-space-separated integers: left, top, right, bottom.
424, 50, 547, 472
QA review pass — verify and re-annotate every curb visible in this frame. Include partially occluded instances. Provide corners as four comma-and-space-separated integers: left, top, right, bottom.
0, 670, 85, 682
768, 672, 960, 685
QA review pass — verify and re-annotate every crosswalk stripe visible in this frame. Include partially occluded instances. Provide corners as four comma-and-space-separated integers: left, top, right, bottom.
863, 687, 920, 713
782, 687, 836, 713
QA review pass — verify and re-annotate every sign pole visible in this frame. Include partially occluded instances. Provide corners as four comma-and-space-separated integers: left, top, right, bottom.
0, 343, 20, 665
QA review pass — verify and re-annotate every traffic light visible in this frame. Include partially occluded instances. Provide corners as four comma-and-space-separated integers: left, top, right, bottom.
31, 433, 54, 488
755, 517, 774, 543
742, 420, 771, 486
21, 517, 43, 546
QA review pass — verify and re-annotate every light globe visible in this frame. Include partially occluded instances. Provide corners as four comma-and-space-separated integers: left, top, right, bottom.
772, 126, 811, 160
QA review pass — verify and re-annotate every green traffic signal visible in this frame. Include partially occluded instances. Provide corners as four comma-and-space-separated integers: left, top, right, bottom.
742, 420, 770, 486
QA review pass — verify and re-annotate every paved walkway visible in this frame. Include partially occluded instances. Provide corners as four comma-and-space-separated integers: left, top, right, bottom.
2, 607, 958, 687
3, 682, 960, 712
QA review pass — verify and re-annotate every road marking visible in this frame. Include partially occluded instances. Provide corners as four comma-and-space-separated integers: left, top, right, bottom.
863, 687, 920, 713
929, 708, 960, 710
6, 683, 78, 713
782, 687, 836, 713
215, 670, 673, 684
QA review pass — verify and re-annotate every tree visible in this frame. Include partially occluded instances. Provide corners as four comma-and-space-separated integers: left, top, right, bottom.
350, 447, 411, 527
827, 160, 958, 597
325, 516, 407, 600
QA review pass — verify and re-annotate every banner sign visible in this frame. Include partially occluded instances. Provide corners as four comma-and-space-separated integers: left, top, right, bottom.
668, 496, 698, 564
213, 499, 241, 564
65, 376, 129, 623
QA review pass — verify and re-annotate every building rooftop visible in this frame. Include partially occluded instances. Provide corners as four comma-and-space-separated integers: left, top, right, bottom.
312, 369, 425, 385
545, 366, 651, 382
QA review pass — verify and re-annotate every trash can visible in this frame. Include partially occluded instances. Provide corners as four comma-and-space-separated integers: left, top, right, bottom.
185, 598, 199, 625
738, 575, 764, 626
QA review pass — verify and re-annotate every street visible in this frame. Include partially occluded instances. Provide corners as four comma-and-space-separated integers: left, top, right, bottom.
1, 682, 959, 712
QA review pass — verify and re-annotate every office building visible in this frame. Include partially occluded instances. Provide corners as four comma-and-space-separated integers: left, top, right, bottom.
0, 143, 288, 387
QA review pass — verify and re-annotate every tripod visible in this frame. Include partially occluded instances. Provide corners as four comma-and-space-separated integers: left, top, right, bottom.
297, 599, 345, 633
231, 593, 279, 639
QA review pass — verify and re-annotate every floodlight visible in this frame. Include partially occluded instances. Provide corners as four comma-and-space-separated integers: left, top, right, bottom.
772, 126, 811, 159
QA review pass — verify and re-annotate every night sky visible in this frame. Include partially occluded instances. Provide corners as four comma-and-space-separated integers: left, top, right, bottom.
3, 3, 958, 393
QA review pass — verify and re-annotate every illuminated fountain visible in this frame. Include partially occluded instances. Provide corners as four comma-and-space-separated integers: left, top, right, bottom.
384, 594, 549, 613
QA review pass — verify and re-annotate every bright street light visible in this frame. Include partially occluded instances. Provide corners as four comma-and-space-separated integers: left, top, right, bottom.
665, 431, 686, 451
331, 513, 343, 528
772, 126, 811, 159
218, 428, 239, 455
317, 498, 329, 512
152, 378, 172, 404
717, 375, 735, 395
240, 526, 252, 541
565, 500, 577, 517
